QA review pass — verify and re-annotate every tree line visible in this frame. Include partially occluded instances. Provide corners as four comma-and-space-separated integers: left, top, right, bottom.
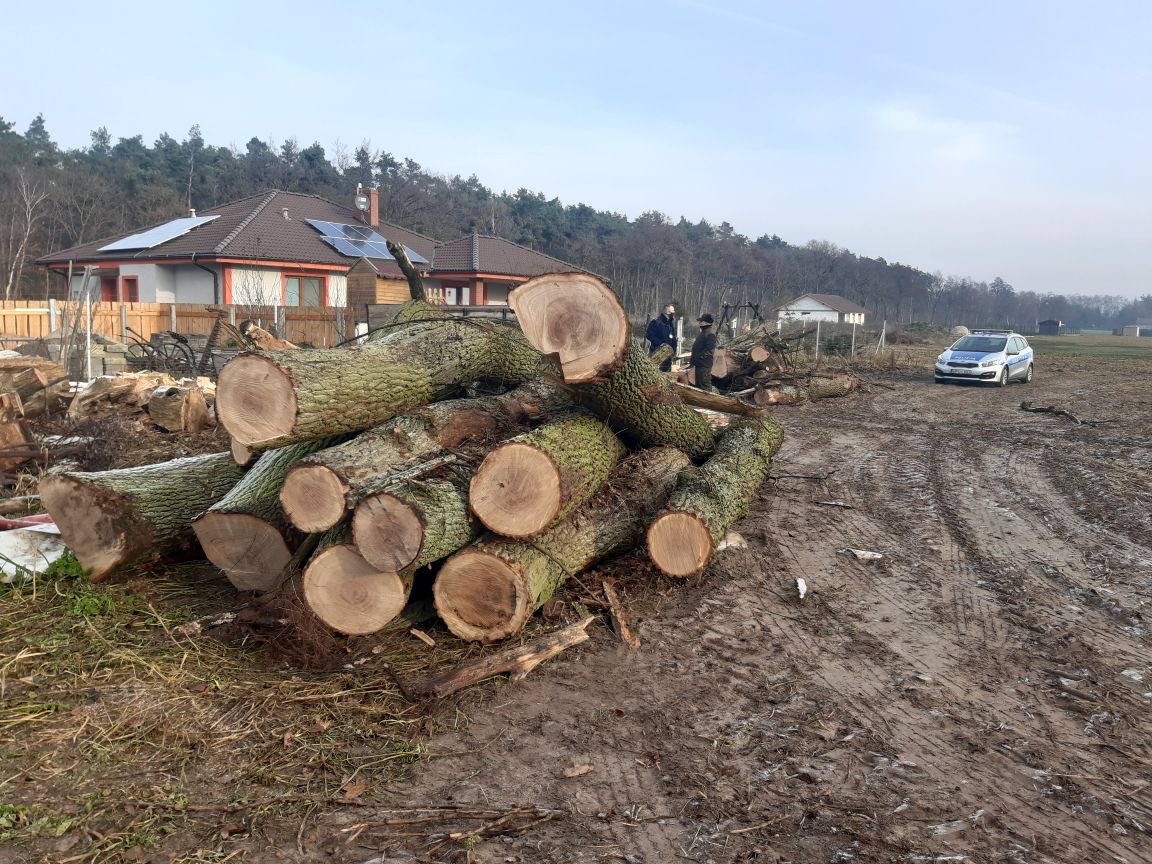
2, 114, 1148, 329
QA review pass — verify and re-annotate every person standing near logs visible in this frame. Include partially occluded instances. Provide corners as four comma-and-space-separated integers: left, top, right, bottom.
690, 313, 717, 392
645, 303, 678, 372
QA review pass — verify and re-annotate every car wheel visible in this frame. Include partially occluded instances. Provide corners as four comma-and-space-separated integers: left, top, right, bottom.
1023, 363, 1033, 384
997, 367, 1008, 387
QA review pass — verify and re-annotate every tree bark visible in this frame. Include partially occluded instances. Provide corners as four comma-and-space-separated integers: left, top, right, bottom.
353, 471, 479, 573
647, 417, 784, 577
39, 452, 247, 581
280, 385, 562, 532
434, 447, 690, 642
216, 310, 547, 451
508, 273, 631, 383
301, 527, 414, 636
569, 339, 717, 459
385, 239, 427, 302
192, 438, 340, 592
148, 386, 209, 433
470, 413, 627, 538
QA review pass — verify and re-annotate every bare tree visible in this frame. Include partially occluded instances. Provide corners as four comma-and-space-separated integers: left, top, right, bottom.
1, 168, 50, 299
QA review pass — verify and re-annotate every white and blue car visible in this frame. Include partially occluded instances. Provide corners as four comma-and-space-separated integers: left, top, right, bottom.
934, 330, 1035, 386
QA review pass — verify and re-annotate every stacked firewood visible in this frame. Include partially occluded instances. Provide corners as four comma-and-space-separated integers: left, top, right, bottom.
40, 274, 786, 644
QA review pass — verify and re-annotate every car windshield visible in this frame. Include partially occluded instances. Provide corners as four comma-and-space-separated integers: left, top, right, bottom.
952, 336, 1007, 353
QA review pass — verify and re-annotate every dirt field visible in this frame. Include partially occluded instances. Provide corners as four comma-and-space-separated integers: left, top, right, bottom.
3, 343, 1151, 863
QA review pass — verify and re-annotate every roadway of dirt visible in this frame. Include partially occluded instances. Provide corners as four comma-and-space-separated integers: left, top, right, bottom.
317, 357, 1152, 864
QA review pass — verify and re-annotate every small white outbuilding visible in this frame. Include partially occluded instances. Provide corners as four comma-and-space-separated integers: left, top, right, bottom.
777, 293, 867, 325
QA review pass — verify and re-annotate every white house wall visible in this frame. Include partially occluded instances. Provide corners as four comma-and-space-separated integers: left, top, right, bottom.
778, 296, 865, 325
328, 273, 347, 307
230, 267, 283, 306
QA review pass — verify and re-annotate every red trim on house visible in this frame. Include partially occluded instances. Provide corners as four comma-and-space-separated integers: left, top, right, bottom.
100, 276, 118, 302
281, 271, 328, 307
222, 265, 233, 304
428, 272, 529, 282
215, 258, 347, 272
120, 276, 139, 303
46, 257, 349, 273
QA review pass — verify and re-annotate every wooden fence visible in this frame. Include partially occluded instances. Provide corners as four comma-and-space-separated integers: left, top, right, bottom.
0, 301, 347, 349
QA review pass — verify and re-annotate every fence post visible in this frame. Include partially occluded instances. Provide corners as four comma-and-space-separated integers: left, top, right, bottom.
815, 320, 821, 367
120, 304, 128, 340
228, 305, 237, 326
169, 304, 177, 332
47, 299, 58, 333
335, 308, 346, 344
851, 322, 857, 358
276, 306, 287, 338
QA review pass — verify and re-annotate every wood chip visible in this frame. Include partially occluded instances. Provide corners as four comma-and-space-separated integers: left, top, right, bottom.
562, 764, 593, 778
602, 580, 640, 650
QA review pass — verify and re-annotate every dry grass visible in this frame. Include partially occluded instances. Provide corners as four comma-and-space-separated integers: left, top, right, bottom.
0, 557, 490, 862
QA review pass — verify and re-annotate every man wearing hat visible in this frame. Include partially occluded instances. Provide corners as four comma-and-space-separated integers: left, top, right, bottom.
690, 313, 717, 392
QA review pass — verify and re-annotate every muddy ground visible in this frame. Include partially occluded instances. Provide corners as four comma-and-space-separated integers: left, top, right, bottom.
5, 350, 1152, 864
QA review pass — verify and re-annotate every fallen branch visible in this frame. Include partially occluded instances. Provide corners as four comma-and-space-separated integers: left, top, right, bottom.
1020, 401, 1112, 427
404, 616, 595, 700
602, 580, 640, 650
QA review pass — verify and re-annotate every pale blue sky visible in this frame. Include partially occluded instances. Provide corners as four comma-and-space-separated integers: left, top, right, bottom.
3, 0, 1149, 297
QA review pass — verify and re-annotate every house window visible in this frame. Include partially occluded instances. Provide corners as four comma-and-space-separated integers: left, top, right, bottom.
100, 276, 118, 302
284, 274, 325, 307
120, 276, 139, 302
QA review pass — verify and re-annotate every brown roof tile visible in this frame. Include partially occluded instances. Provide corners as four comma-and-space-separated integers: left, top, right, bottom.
430, 233, 601, 280
36, 191, 439, 268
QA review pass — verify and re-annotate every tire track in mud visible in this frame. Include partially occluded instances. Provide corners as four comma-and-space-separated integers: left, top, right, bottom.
752, 396, 1152, 864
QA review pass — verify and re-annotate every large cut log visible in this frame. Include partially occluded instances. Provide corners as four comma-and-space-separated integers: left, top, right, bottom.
434, 446, 690, 642
301, 528, 413, 635
470, 413, 627, 538
0, 394, 33, 473
508, 273, 630, 383
806, 373, 859, 399
216, 302, 547, 451
280, 385, 562, 532
0, 366, 68, 402
148, 386, 209, 433
647, 417, 784, 577
192, 438, 340, 592
40, 452, 247, 581
354, 472, 479, 573
569, 339, 717, 459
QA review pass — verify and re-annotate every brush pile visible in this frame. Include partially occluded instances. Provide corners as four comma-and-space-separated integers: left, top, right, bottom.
39, 274, 788, 644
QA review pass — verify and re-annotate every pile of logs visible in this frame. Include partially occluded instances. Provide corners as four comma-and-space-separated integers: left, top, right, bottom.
40, 274, 787, 644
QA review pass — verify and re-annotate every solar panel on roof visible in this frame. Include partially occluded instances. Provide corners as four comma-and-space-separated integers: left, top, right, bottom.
305, 218, 428, 264
98, 215, 220, 253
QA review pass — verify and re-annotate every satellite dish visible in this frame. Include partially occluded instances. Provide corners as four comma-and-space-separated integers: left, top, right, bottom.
355, 194, 370, 211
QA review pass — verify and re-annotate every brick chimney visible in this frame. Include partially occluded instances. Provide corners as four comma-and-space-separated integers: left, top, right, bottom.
368, 186, 379, 227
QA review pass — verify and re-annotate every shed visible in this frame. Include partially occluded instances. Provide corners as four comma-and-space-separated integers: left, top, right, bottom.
1037, 319, 1064, 336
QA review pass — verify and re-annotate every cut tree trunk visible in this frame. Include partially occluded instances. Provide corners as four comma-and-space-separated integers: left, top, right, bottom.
0, 394, 33, 473
508, 273, 630, 383
216, 301, 548, 451
671, 382, 769, 418
647, 417, 784, 578
40, 452, 247, 581
148, 386, 209, 433
192, 438, 340, 592
649, 344, 674, 368
806, 373, 859, 399
0, 366, 68, 402
470, 413, 627, 538
280, 386, 560, 532
434, 446, 690, 642
301, 527, 414, 635
568, 339, 717, 459
353, 472, 479, 573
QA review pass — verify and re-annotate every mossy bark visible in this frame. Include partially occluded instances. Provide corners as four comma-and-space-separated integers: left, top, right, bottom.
470, 413, 628, 537
40, 452, 247, 581
570, 339, 717, 459
217, 315, 548, 450
434, 446, 690, 642
647, 417, 784, 577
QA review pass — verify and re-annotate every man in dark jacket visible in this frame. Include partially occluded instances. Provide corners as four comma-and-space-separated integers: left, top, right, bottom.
645, 303, 678, 371
690, 313, 717, 392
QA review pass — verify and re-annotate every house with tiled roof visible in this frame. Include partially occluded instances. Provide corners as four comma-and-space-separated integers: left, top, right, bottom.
35, 189, 595, 319
429, 232, 600, 306
776, 293, 867, 325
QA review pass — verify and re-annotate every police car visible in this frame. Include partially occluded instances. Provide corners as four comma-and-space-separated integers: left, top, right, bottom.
934, 330, 1034, 386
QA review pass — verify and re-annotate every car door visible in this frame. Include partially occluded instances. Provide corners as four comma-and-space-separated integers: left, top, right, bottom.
1007, 337, 1025, 377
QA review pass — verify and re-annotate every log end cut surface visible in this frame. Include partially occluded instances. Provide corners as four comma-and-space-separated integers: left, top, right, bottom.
509, 273, 629, 383
192, 512, 293, 592
352, 493, 424, 572
647, 511, 713, 577
216, 354, 297, 446
434, 550, 530, 642
280, 464, 349, 532
470, 443, 560, 538
302, 545, 408, 635
39, 476, 129, 581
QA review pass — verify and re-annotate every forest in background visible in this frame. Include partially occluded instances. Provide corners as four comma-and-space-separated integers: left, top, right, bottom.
2, 114, 1149, 329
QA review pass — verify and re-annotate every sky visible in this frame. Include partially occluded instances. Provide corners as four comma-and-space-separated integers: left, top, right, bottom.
3, 0, 1150, 298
